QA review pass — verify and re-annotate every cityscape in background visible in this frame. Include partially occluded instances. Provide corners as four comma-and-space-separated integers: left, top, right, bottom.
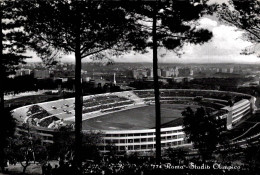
8, 62, 260, 93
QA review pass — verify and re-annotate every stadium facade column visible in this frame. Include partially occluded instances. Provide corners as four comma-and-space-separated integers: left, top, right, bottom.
152, 1, 161, 164
250, 97, 257, 112
226, 110, 233, 130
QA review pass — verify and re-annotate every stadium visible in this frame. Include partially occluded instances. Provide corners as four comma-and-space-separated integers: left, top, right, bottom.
11, 89, 256, 153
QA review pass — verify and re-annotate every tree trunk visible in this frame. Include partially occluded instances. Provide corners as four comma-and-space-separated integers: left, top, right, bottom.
153, 2, 161, 165
0, 5, 4, 113
21, 163, 28, 175
0, 8, 5, 173
74, 20, 83, 170
22, 166, 26, 175
0, 160, 5, 173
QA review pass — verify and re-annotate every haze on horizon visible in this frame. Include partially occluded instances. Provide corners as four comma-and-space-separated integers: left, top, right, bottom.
25, 0, 260, 64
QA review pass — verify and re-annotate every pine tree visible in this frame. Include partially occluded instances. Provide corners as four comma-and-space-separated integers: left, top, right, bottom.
19, 0, 148, 169
218, 0, 260, 57
0, 0, 28, 111
0, 1, 28, 172
182, 107, 223, 161
124, 0, 213, 163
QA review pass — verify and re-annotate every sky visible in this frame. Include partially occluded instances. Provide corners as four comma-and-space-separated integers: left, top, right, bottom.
25, 0, 260, 64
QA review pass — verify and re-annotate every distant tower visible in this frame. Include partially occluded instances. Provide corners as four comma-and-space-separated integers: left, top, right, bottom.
113, 73, 116, 85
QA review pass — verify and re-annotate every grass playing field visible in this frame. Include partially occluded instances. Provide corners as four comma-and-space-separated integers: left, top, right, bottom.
82, 104, 200, 130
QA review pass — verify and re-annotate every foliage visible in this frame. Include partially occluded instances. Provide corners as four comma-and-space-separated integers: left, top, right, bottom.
7, 124, 48, 174
217, 0, 260, 57
243, 142, 260, 169
216, 139, 243, 163
50, 126, 103, 162
0, 109, 16, 172
17, 0, 213, 64
0, 0, 29, 76
49, 126, 75, 161
0, 0, 30, 121
82, 131, 104, 162
165, 147, 188, 165
19, 1, 148, 62
123, 0, 213, 55
182, 107, 224, 161
105, 142, 118, 159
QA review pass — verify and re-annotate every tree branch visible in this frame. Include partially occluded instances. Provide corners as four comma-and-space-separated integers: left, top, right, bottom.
223, 11, 260, 41
81, 42, 117, 59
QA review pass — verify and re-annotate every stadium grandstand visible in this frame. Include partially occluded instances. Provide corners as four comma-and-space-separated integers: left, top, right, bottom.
12, 89, 256, 152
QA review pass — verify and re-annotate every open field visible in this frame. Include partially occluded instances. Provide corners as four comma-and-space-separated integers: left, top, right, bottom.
82, 104, 200, 130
